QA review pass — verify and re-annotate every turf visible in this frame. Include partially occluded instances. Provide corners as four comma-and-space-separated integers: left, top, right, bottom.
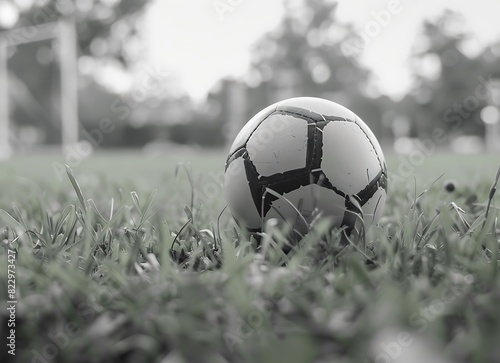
1, 151, 500, 363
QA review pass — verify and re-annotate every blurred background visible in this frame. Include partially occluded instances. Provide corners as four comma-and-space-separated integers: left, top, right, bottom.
0, 0, 500, 159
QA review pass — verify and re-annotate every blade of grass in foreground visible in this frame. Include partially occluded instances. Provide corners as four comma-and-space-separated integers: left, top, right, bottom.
66, 164, 87, 213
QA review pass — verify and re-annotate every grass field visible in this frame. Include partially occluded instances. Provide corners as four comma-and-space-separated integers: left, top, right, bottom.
1, 150, 500, 363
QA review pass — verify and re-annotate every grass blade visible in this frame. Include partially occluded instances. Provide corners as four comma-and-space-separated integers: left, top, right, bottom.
66, 165, 87, 213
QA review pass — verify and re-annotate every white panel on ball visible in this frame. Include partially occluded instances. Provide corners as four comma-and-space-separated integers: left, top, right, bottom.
321, 121, 382, 195
265, 184, 347, 235
247, 114, 308, 177
354, 115, 386, 167
278, 97, 356, 120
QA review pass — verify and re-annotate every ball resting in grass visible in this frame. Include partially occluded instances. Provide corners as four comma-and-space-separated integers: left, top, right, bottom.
224, 97, 388, 243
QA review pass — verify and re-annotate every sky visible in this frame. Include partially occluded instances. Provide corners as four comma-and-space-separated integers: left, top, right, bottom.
142, 0, 500, 101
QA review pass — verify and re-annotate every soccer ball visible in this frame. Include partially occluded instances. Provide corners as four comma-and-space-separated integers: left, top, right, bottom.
223, 97, 387, 239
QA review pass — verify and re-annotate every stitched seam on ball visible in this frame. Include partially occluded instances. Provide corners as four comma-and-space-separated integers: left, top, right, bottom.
350, 118, 388, 204
276, 109, 355, 124
227, 108, 350, 165
225, 147, 247, 170
353, 116, 385, 173
227, 109, 326, 168
225, 105, 278, 165
276, 105, 358, 123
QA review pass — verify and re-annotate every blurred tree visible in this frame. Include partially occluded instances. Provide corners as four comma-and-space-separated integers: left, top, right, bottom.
407, 10, 495, 138
213, 0, 388, 142
248, 0, 370, 99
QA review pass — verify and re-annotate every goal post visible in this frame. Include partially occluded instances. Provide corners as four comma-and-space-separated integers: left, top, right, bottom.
0, 18, 79, 159
0, 36, 9, 159
59, 18, 79, 151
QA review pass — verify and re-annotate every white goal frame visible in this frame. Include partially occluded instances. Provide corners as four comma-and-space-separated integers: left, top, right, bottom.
0, 19, 78, 159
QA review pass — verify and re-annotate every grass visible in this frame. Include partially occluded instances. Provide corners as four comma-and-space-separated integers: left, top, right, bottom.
1, 150, 500, 363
